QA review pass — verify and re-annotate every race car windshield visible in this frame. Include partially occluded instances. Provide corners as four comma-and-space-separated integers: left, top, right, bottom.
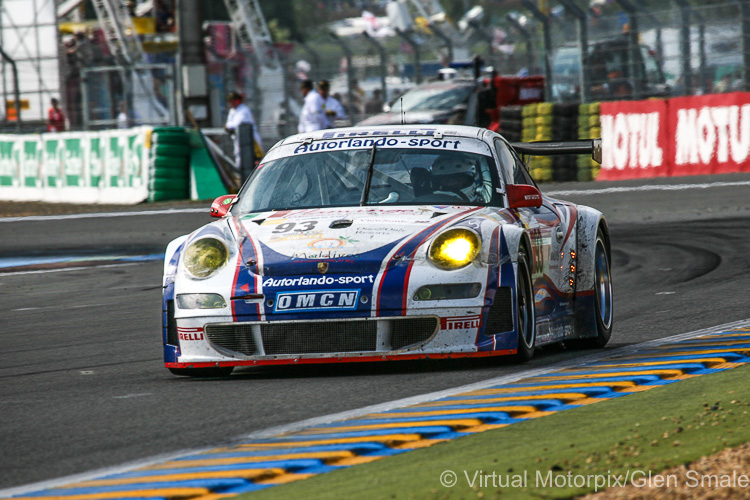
234, 147, 501, 213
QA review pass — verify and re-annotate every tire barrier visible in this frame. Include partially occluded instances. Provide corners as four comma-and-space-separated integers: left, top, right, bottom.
148, 127, 191, 202
577, 102, 602, 182
500, 102, 601, 183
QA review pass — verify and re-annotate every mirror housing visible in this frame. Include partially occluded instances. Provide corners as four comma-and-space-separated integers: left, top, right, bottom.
506, 184, 543, 209
210, 195, 237, 218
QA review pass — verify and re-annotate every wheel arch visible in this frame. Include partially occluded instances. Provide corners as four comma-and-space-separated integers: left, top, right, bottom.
573, 206, 609, 339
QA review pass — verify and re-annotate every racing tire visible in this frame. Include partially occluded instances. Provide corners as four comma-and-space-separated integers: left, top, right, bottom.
514, 248, 536, 361
574, 228, 614, 348
168, 367, 234, 378
152, 156, 189, 170
152, 133, 190, 147
153, 144, 191, 158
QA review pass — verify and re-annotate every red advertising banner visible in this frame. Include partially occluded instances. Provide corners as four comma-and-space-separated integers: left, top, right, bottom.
598, 99, 670, 181
669, 92, 750, 176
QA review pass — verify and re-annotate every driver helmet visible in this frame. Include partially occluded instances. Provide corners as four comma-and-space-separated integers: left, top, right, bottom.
431, 155, 476, 192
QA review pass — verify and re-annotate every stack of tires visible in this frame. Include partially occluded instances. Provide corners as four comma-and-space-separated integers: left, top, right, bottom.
551, 103, 580, 182
498, 105, 523, 142
577, 102, 602, 181
521, 103, 553, 182
148, 127, 191, 202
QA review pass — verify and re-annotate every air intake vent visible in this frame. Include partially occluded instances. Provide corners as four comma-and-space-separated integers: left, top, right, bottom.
485, 287, 514, 334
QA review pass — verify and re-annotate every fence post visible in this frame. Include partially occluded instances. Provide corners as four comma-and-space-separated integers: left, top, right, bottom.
329, 32, 356, 123
296, 39, 322, 84
612, 0, 642, 99
740, 0, 750, 91
238, 122, 256, 183
362, 32, 388, 105
557, 0, 590, 103
674, 0, 693, 95
396, 29, 421, 84
506, 13, 535, 75
518, 0, 553, 102
0, 46, 22, 132
429, 23, 453, 65
633, 0, 664, 71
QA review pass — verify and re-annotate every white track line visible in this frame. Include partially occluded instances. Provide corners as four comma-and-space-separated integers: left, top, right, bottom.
1, 317, 749, 498
0, 208, 204, 223
547, 180, 750, 197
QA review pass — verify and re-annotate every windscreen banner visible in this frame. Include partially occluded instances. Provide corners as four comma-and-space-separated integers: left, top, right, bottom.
598, 92, 750, 180
0, 127, 150, 204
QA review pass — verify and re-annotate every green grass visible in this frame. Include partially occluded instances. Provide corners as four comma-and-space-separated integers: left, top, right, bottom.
242, 364, 750, 500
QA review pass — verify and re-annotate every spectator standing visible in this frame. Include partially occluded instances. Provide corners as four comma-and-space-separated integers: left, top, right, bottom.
47, 98, 67, 132
317, 80, 346, 129
298, 79, 326, 133
117, 101, 129, 129
224, 91, 263, 170
364, 88, 384, 114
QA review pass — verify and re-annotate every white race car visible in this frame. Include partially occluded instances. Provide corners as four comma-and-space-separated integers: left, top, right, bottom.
162, 125, 612, 377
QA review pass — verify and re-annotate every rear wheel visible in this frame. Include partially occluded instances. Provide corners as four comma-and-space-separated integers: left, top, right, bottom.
169, 367, 234, 378
514, 249, 536, 361
576, 228, 613, 348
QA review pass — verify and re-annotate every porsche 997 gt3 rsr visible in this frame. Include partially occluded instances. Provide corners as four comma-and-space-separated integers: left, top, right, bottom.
162, 125, 612, 377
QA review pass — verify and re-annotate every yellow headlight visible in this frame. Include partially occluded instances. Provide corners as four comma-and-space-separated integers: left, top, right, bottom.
428, 229, 481, 269
183, 238, 229, 278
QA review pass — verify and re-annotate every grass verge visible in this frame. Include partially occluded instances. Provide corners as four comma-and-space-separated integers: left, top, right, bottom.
242, 364, 750, 500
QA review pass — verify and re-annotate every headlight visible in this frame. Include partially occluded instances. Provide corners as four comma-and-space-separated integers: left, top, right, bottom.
183, 237, 229, 279
428, 228, 481, 269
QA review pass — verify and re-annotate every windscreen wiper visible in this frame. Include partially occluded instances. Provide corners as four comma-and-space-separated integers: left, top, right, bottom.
360, 143, 377, 206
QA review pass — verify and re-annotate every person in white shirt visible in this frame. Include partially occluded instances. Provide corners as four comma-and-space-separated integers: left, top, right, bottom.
224, 91, 263, 170
317, 80, 346, 129
298, 79, 326, 133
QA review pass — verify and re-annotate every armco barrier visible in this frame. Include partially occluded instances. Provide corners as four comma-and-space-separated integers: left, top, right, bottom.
599, 92, 750, 181
0, 127, 151, 204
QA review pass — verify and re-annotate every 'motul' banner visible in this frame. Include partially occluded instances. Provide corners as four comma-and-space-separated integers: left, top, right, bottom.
598, 92, 750, 180
598, 99, 669, 180
670, 93, 750, 176
0, 127, 150, 204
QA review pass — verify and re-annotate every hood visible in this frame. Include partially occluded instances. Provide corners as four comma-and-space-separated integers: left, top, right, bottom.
357, 110, 457, 126
230, 205, 477, 277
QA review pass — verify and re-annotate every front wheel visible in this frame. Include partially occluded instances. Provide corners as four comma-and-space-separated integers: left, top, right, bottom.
514, 249, 536, 361
168, 367, 234, 378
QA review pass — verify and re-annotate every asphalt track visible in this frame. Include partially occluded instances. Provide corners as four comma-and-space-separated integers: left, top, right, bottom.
2, 173, 750, 490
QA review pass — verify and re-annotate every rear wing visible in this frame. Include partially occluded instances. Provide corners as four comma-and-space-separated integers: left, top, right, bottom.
510, 138, 602, 164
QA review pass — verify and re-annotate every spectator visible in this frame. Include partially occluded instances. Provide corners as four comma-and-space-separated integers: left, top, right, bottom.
364, 88, 384, 114
117, 101, 129, 129
715, 74, 733, 93
298, 79, 326, 133
47, 98, 67, 132
224, 91, 263, 171
317, 80, 346, 129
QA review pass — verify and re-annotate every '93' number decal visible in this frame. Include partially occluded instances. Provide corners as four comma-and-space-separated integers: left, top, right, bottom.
272, 221, 318, 233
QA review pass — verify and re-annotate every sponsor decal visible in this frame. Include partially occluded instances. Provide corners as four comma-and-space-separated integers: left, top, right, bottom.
441, 314, 482, 330
600, 99, 667, 179
308, 236, 358, 249
263, 275, 375, 287
321, 128, 436, 139
293, 137, 463, 154
274, 290, 360, 313
177, 327, 204, 341
269, 232, 326, 242
292, 250, 357, 259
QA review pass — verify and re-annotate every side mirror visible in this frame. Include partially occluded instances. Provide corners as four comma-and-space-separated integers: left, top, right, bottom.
210, 195, 237, 218
506, 184, 543, 209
